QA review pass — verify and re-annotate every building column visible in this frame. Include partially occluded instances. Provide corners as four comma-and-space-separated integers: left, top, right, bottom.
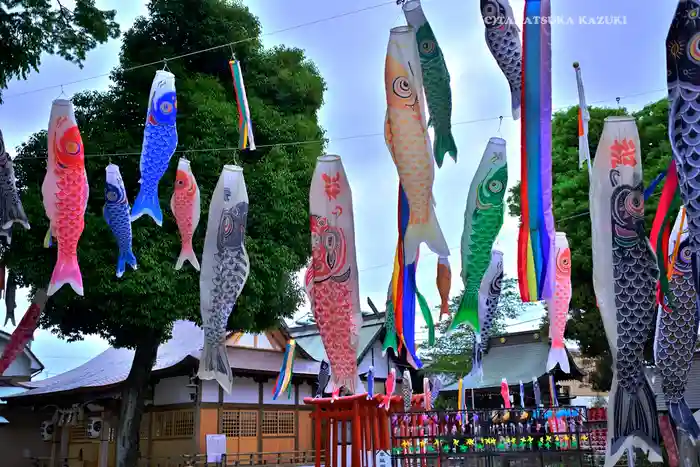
97, 415, 111, 467
193, 379, 203, 454
58, 424, 69, 466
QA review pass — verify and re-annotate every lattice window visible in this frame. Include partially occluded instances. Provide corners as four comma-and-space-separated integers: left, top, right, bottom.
262, 411, 295, 436
222, 410, 258, 438
152, 410, 194, 439
139, 414, 150, 440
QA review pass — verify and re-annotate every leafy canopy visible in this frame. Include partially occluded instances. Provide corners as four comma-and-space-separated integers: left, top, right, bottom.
506, 99, 671, 390
0, 0, 120, 102
7, 0, 327, 348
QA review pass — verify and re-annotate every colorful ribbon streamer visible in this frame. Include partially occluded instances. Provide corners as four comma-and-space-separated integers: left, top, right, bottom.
517, 0, 555, 302
573, 62, 591, 172
272, 339, 295, 400
229, 59, 256, 150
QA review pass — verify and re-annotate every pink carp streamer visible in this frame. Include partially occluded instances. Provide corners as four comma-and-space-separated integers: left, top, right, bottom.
517, 0, 555, 302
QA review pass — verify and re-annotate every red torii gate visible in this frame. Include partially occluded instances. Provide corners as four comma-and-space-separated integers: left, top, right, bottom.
304, 393, 426, 467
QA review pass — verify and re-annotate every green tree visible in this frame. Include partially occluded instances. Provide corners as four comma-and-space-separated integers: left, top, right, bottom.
419, 277, 536, 376
0, 0, 120, 102
506, 99, 671, 391
8, 0, 325, 465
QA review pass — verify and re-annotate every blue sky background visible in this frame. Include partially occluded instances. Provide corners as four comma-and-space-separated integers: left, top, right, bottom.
0, 0, 675, 378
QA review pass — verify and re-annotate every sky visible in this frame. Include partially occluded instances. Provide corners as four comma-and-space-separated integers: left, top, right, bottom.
0, 0, 676, 379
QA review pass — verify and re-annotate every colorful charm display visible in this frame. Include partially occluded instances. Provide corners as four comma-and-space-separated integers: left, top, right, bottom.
43, 99, 88, 296
471, 249, 504, 381
131, 70, 178, 226
197, 165, 250, 394
0, 290, 48, 375
384, 25, 450, 265
171, 158, 201, 271
480, 0, 522, 120
103, 164, 137, 278
654, 206, 700, 441
451, 137, 507, 332
402, 0, 457, 167
306, 155, 362, 393
590, 116, 661, 465
0, 130, 30, 232
546, 232, 571, 373
518, 0, 555, 303
573, 62, 591, 171
229, 59, 256, 151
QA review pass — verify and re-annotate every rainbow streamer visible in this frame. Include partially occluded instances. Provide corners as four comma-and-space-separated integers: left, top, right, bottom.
389, 185, 434, 369
272, 339, 295, 400
517, 0, 555, 302
229, 59, 256, 150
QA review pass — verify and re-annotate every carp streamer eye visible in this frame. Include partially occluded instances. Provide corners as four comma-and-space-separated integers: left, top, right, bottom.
488, 180, 504, 193
482, 1, 498, 19
392, 77, 412, 99
160, 101, 173, 114
65, 140, 81, 156
420, 39, 436, 55
107, 191, 118, 202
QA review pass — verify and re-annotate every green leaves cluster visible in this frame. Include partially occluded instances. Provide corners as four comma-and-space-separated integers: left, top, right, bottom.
506, 99, 672, 390
6, 0, 327, 348
0, 0, 120, 103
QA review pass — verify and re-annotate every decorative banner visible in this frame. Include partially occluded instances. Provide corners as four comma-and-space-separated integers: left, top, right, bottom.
0, 129, 30, 233
0, 290, 48, 374
171, 158, 201, 271
402, 0, 457, 167
589, 116, 662, 465
436, 258, 451, 320
573, 62, 591, 171
546, 232, 571, 373
451, 137, 507, 332
500, 378, 511, 408
44, 99, 88, 296
272, 340, 296, 400
197, 165, 250, 394
315, 360, 330, 398
229, 59, 256, 150
104, 164, 138, 278
402, 370, 412, 411
379, 368, 396, 410
306, 155, 362, 394
533, 377, 542, 407
517, 0, 555, 302
480, 0, 522, 120
471, 249, 504, 381
654, 206, 700, 440
367, 366, 375, 400
4, 270, 15, 327
131, 70, 178, 227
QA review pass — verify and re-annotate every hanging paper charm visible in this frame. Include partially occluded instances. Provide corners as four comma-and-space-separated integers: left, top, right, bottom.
653, 206, 700, 441
171, 158, 201, 271
480, 0, 522, 120
197, 165, 250, 394
450, 137, 507, 332
103, 164, 138, 278
518, 0, 555, 303
590, 116, 662, 466
402, 0, 457, 167
131, 70, 178, 226
43, 99, 88, 296
0, 130, 30, 233
307, 155, 363, 394
546, 232, 571, 373
229, 58, 256, 151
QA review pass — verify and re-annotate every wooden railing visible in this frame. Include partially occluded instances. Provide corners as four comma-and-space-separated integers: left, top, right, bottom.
181, 451, 319, 466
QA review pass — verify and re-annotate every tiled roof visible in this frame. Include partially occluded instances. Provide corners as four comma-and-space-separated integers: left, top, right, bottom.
442, 331, 584, 390
4, 320, 320, 400
289, 312, 386, 364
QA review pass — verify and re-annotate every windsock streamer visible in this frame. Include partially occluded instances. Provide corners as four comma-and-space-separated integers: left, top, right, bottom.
272, 340, 296, 400
229, 59, 255, 151
517, 0, 555, 302
573, 62, 591, 172
0, 290, 48, 375
500, 378, 511, 408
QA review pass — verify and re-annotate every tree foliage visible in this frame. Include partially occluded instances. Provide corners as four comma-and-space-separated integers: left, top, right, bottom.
506, 100, 671, 390
7, 0, 326, 463
419, 277, 536, 376
0, 0, 120, 102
